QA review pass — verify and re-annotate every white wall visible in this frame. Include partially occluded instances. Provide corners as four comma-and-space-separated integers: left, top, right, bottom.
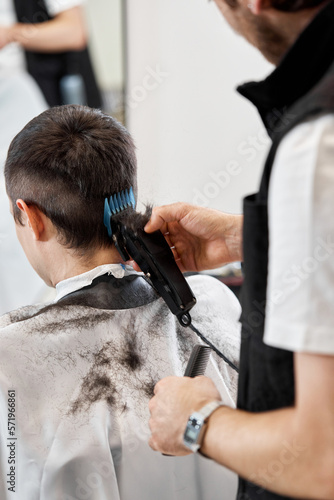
126, 0, 273, 214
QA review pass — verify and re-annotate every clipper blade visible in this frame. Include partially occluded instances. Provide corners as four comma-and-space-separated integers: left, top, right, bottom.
104, 187, 136, 237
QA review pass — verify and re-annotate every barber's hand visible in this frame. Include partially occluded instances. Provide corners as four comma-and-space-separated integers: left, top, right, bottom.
143, 202, 243, 272
0, 26, 12, 49
148, 375, 221, 456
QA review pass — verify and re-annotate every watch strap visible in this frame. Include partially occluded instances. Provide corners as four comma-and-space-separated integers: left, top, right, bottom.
197, 400, 225, 422
183, 400, 225, 453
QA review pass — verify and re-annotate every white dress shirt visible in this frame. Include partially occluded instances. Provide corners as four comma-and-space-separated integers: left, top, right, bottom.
265, 113, 334, 354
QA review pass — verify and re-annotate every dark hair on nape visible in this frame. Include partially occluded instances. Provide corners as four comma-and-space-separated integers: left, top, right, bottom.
223, 0, 327, 10
5, 105, 137, 252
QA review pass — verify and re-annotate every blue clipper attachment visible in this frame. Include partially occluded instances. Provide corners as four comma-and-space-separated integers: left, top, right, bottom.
104, 187, 136, 237
103, 188, 197, 327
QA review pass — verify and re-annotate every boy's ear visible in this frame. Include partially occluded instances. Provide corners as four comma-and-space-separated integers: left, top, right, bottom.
16, 199, 45, 241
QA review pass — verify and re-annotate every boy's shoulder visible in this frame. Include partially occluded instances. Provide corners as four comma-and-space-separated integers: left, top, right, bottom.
0, 304, 45, 330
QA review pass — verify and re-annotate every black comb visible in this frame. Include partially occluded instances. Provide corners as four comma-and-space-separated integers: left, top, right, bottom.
184, 345, 212, 377
162, 344, 212, 457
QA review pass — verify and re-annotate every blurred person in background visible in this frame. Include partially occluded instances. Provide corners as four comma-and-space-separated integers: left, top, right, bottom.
0, 0, 101, 107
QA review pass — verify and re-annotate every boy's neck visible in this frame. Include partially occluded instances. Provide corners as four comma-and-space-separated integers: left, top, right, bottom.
47, 244, 124, 288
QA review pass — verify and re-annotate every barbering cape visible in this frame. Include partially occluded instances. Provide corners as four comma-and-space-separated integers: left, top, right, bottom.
0, 273, 240, 500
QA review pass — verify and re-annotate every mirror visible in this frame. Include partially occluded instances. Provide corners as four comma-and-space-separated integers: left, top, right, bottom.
84, 0, 126, 124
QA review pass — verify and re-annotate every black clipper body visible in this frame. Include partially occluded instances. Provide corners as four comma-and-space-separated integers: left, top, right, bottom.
103, 190, 197, 326
112, 222, 197, 327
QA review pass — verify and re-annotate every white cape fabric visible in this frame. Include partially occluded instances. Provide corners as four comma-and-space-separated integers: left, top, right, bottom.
0, 273, 241, 500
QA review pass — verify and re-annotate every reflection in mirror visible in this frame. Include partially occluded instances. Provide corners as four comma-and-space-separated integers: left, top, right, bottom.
84, 0, 126, 124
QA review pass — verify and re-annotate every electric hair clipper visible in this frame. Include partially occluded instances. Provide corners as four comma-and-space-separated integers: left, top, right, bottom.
104, 188, 197, 326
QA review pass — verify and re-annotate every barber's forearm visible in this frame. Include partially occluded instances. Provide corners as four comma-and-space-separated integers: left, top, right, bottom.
225, 213, 243, 263
201, 406, 333, 499
9, 7, 86, 52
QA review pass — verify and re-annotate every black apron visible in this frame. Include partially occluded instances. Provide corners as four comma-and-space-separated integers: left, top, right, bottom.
13, 0, 102, 108
236, 2, 334, 498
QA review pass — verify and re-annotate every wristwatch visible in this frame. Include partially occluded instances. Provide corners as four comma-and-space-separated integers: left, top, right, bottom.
183, 400, 225, 453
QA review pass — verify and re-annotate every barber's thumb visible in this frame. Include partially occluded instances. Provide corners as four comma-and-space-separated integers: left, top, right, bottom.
144, 220, 154, 233
144, 210, 161, 233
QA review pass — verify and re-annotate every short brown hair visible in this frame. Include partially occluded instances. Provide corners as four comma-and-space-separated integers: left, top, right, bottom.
5, 105, 137, 251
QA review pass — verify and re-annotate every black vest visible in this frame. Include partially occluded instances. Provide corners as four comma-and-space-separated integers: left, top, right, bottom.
237, 2, 334, 499
13, 0, 102, 108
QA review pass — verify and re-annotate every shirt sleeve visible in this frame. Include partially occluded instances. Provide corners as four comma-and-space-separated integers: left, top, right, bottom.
45, 0, 83, 17
264, 113, 334, 354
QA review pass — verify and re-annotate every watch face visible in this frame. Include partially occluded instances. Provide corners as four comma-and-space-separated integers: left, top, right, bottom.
184, 403, 223, 452
184, 417, 201, 446
185, 427, 199, 441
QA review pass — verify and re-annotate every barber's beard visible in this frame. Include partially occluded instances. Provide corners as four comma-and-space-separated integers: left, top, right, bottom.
253, 19, 290, 65
217, 0, 294, 65
239, 8, 290, 65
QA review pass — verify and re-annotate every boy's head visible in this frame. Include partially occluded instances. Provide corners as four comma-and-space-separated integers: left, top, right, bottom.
5, 105, 137, 252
